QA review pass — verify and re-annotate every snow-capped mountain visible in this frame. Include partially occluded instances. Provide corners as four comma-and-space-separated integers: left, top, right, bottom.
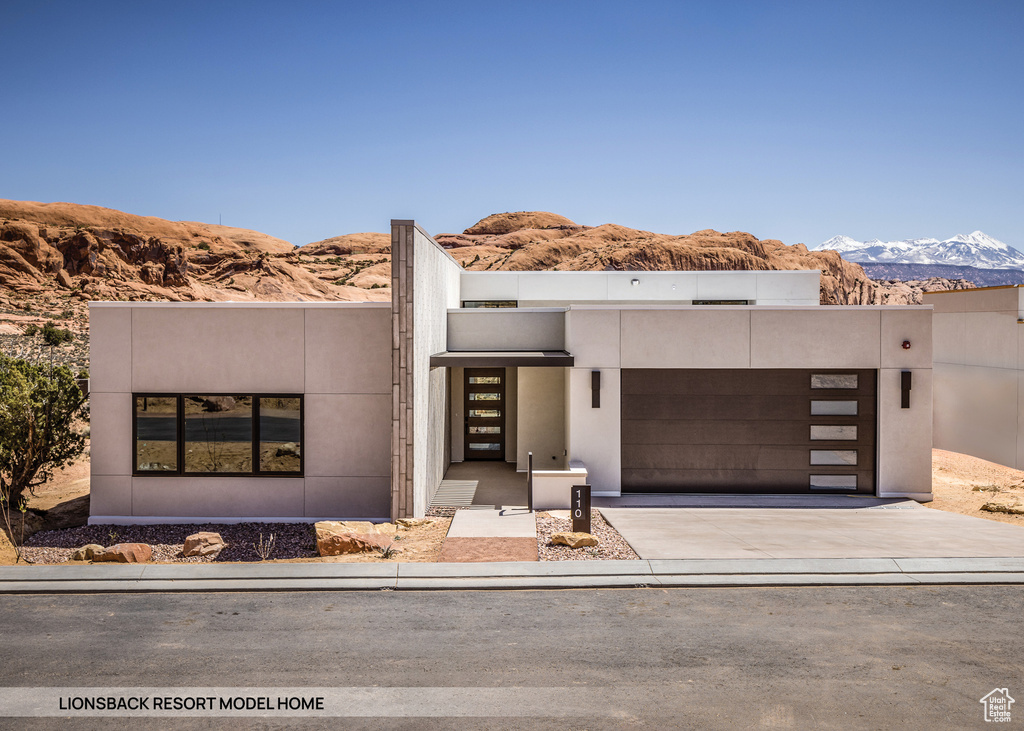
814, 231, 1024, 270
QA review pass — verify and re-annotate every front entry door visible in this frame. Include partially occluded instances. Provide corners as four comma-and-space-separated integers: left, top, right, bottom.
465, 368, 505, 460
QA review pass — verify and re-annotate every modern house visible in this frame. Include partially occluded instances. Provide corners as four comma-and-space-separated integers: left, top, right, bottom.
88, 220, 934, 524
924, 285, 1024, 468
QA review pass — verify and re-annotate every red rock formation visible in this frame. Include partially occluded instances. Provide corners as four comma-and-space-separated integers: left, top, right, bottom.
0, 202, 965, 311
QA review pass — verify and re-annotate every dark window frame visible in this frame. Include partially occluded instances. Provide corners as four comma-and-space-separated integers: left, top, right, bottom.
460, 300, 518, 308
132, 393, 304, 478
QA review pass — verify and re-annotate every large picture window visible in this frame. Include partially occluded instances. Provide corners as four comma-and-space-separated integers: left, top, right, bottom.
133, 394, 303, 476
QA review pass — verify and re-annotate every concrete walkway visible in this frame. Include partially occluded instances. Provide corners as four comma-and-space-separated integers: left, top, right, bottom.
601, 504, 1024, 560
440, 507, 538, 562
439, 462, 526, 508
447, 507, 535, 538
5, 502, 1024, 592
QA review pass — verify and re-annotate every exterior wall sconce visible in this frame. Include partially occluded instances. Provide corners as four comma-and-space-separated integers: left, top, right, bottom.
631, 278, 640, 286
901, 370, 912, 409
902, 340, 911, 350
592, 370, 601, 408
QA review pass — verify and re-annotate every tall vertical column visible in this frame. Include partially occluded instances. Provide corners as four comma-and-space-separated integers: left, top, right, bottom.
391, 220, 415, 520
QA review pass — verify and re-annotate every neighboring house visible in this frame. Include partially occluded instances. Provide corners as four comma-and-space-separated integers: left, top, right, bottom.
924, 285, 1024, 468
88, 220, 934, 524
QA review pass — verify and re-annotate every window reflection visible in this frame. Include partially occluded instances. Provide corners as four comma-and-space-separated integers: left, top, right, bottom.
259, 397, 302, 473
135, 396, 178, 472
184, 396, 253, 473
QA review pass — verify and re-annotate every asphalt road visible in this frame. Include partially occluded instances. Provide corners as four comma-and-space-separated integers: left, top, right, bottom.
1, 586, 1021, 730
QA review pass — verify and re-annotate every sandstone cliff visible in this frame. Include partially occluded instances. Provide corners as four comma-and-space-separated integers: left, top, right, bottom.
0, 202, 970, 315
0, 200, 389, 304
435, 212, 969, 305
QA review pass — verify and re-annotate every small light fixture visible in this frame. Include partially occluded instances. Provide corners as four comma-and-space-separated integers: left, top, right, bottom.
902, 340, 911, 350
631, 278, 640, 286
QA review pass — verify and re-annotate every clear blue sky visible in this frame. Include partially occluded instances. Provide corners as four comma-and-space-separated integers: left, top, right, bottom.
3, 0, 1021, 248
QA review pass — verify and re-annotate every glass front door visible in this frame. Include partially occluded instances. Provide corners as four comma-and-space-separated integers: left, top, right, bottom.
464, 368, 505, 460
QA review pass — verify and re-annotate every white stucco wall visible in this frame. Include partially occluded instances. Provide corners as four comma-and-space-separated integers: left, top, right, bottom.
410, 226, 462, 516
516, 367, 566, 471
563, 304, 933, 499
88, 302, 393, 523
460, 270, 820, 307
925, 286, 1024, 469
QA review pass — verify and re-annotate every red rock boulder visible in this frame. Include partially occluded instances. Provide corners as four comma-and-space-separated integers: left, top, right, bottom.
93, 543, 153, 563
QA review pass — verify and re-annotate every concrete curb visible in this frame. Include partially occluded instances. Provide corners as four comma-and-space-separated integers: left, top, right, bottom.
2, 557, 1024, 592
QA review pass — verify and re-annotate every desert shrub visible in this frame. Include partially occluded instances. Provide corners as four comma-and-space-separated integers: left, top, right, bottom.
41, 321, 73, 346
0, 354, 89, 511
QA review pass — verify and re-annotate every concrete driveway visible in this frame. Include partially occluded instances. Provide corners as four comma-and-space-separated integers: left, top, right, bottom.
600, 503, 1024, 559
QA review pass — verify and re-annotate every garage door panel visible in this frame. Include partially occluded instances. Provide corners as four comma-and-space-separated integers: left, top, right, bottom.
621, 368, 876, 494
622, 444, 762, 471
622, 395, 829, 422
623, 419, 877, 447
622, 395, 875, 422
622, 369, 876, 397
623, 444, 875, 472
623, 469, 873, 493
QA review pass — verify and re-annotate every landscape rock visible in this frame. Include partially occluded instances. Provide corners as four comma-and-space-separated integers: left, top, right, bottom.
318, 520, 396, 535
92, 543, 153, 563
980, 502, 1024, 515
37, 495, 90, 532
396, 518, 434, 529
71, 544, 105, 561
314, 523, 391, 556
182, 531, 226, 557
550, 531, 599, 549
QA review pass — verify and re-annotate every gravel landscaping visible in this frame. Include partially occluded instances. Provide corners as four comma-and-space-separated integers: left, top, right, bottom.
22, 522, 319, 564
536, 509, 639, 561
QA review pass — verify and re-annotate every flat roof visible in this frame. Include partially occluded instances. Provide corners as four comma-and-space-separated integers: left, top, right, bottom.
429, 351, 575, 367
565, 304, 933, 311
922, 284, 1022, 294
88, 301, 390, 308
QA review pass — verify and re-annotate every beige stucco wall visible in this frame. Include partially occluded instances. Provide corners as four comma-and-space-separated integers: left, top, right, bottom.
88, 302, 392, 523
505, 367, 518, 462
925, 287, 1024, 469
516, 367, 566, 471
446, 309, 565, 352
565, 367, 621, 495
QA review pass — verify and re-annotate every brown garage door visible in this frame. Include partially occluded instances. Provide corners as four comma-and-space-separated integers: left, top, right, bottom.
621, 369, 876, 494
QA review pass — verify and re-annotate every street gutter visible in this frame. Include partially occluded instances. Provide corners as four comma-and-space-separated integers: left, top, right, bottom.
2, 557, 1024, 592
